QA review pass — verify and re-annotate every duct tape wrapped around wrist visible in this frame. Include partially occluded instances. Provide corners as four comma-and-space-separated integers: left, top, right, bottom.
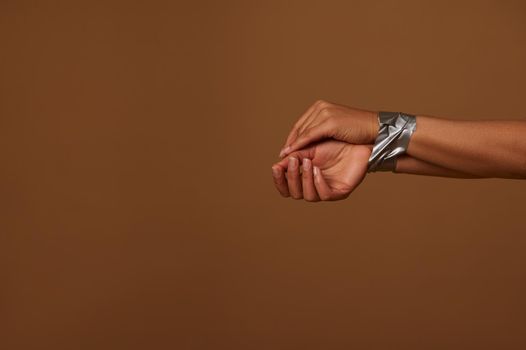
367, 111, 417, 172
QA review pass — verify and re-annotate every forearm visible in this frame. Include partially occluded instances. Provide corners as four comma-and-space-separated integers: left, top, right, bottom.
407, 116, 526, 178
395, 156, 481, 178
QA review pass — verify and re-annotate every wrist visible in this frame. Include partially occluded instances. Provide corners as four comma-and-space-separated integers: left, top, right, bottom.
367, 111, 417, 172
367, 110, 380, 143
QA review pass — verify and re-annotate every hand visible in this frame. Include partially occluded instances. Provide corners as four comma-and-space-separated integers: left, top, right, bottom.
272, 140, 372, 202
279, 100, 378, 159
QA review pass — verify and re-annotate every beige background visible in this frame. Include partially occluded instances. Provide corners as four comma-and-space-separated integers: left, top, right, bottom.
2, 1, 526, 349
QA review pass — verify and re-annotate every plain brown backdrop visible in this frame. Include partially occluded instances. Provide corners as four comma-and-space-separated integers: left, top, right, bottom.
1, 0, 526, 349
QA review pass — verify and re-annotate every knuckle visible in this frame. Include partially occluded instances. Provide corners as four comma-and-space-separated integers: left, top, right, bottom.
315, 99, 326, 107
319, 107, 332, 118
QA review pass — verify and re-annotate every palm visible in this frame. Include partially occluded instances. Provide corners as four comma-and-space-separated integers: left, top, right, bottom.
308, 141, 371, 198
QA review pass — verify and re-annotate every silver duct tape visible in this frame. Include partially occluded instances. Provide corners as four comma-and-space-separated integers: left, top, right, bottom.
367, 111, 417, 172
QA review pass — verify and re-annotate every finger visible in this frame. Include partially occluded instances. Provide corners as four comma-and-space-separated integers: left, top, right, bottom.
275, 147, 316, 169
272, 165, 290, 197
301, 158, 319, 202
286, 156, 303, 199
280, 101, 324, 157
285, 122, 334, 158
296, 105, 324, 137
285, 100, 334, 154
287, 104, 323, 146
281, 104, 317, 157
313, 166, 333, 201
286, 103, 317, 143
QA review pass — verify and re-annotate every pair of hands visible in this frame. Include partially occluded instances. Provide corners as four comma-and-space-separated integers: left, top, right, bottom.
271, 100, 379, 202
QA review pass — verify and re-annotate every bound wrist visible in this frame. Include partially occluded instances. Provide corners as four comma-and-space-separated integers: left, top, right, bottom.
367, 110, 380, 144
367, 111, 417, 172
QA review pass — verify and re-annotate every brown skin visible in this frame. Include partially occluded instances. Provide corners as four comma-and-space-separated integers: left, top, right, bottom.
279, 100, 378, 158
271, 143, 477, 203
407, 116, 526, 178
273, 100, 526, 202
272, 141, 371, 202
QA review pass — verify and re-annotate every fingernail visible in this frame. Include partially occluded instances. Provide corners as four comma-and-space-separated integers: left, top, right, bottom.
272, 166, 280, 178
280, 146, 291, 157
303, 158, 310, 171
289, 156, 297, 170
313, 166, 319, 176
